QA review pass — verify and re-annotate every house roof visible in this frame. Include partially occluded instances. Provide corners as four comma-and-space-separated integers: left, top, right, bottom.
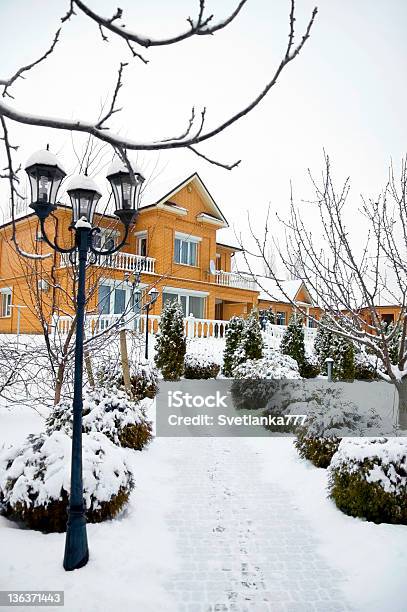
255, 277, 312, 305
139, 172, 228, 227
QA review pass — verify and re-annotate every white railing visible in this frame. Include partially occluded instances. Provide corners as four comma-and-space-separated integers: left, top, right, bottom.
60, 251, 156, 274
214, 270, 257, 291
54, 315, 318, 345
264, 322, 317, 352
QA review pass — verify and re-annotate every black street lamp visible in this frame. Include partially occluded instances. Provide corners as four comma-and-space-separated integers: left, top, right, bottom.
25, 150, 144, 571
143, 287, 159, 361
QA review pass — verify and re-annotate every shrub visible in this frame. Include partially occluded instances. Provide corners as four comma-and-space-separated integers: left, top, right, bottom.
294, 387, 381, 468
300, 353, 321, 379
47, 387, 153, 451
155, 300, 186, 380
184, 354, 220, 379
239, 310, 263, 361
328, 437, 407, 524
222, 316, 245, 376
354, 350, 378, 380
127, 364, 158, 400
280, 314, 306, 373
314, 317, 355, 380
231, 352, 301, 410
0, 431, 134, 533
232, 351, 301, 380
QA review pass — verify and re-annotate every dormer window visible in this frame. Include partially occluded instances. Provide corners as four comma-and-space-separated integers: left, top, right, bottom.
174, 232, 201, 266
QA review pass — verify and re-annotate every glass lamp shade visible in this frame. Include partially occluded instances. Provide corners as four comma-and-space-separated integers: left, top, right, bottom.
66, 175, 102, 225
24, 150, 66, 219
106, 159, 145, 227
148, 287, 159, 303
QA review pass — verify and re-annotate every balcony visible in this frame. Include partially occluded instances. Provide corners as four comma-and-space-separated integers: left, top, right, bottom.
214, 270, 257, 291
60, 251, 156, 274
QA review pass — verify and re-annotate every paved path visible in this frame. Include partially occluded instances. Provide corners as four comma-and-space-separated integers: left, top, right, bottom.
164, 437, 351, 612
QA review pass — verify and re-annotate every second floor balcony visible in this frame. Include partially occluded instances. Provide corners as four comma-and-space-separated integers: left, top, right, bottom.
60, 251, 156, 274
214, 270, 257, 291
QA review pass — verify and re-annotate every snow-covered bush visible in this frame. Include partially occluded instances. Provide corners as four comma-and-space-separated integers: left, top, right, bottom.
280, 314, 306, 374
222, 316, 245, 376
96, 361, 158, 400
328, 437, 407, 524
0, 431, 134, 532
231, 352, 301, 410
232, 351, 301, 380
294, 387, 381, 468
47, 387, 153, 451
300, 353, 321, 379
155, 300, 186, 380
239, 310, 263, 361
354, 350, 378, 381
184, 353, 220, 379
314, 317, 355, 380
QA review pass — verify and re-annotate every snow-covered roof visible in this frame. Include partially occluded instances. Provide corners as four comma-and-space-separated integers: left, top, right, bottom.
65, 175, 102, 196
106, 158, 144, 178
139, 172, 228, 226
255, 277, 305, 303
24, 149, 66, 173
215, 227, 241, 250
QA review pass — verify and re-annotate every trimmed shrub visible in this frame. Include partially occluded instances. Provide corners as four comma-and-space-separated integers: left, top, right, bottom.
354, 350, 378, 381
222, 316, 245, 376
328, 438, 407, 524
155, 300, 186, 380
280, 314, 306, 374
96, 362, 158, 400
239, 310, 263, 361
301, 354, 321, 379
184, 354, 220, 379
0, 431, 134, 533
232, 351, 301, 380
294, 387, 381, 468
47, 387, 153, 451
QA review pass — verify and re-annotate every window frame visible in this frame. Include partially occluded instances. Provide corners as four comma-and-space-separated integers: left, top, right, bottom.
173, 232, 201, 267
0, 287, 12, 318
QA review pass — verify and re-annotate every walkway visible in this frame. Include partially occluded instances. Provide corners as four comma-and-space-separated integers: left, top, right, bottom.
164, 437, 351, 612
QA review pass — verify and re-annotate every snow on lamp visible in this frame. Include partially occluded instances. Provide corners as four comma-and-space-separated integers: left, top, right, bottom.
106, 158, 144, 227
66, 175, 102, 225
25, 149, 66, 220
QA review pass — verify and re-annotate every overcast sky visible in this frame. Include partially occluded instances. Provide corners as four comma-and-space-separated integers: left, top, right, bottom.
1, 0, 406, 267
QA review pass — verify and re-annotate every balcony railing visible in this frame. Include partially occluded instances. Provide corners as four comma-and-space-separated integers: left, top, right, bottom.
214, 270, 257, 291
60, 251, 156, 274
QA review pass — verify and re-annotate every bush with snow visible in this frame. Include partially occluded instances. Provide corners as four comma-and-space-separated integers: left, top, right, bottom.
300, 353, 321, 379
96, 361, 158, 400
46, 387, 153, 451
0, 431, 134, 533
155, 300, 186, 380
184, 353, 220, 379
230, 352, 301, 410
222, 316, 245, 376
328, 437, 407, 524
232, 350, 301, 380
294, 387, 381, 468
354, 350, 378, 381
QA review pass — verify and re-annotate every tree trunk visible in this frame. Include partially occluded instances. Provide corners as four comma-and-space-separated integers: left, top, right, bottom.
396, 379, 407, 430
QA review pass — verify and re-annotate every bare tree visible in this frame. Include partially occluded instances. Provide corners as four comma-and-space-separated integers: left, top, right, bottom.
241, 154, 407, 428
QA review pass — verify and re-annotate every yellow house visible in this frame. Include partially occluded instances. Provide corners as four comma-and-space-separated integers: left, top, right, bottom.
0, 173, 260, 335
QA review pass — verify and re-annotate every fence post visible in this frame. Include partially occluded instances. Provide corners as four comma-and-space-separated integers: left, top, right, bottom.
186, 314, 195, 338
325, 357, 334, 382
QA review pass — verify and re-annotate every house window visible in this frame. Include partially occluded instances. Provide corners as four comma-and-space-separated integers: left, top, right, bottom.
276, 311, 286, 325
98, 283, 131, 315
93, 230, 117, 250
137, 234, 147, 257
382, 313, 394, 326
0, 288, 12, 317
174, 235, 199, 266
162, 291, 205, 319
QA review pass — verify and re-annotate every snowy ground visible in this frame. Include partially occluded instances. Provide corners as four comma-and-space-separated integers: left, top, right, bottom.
1, 402, 407, 612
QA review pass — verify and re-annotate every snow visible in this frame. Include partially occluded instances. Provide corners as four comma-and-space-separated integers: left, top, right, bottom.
24, 149, 66, 173
75, 216, 92, 229
106, 157, 144, 178
65, 174, 102, 195
233, 351, 302, 379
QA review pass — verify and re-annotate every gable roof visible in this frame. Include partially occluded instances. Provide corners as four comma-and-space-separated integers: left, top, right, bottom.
140, 172, 228, 227
256, 277, 314, 305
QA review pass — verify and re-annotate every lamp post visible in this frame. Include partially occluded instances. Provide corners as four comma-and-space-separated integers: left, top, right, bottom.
143, 287, 159, 361
25, 150, 144, 571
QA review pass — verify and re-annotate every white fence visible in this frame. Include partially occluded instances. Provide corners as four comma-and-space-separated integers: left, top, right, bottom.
54, 313, 317, 348
214, 270, 257, 291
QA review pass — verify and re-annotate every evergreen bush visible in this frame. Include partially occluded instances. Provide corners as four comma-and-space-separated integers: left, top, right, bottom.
280, 314, 306, 374
222, 316, 245, 376
328, 438, 407, 524
184, 354, 220, 379
239, 310, 263, 361
0, 431, 134, 533
154, 300, 186, 380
